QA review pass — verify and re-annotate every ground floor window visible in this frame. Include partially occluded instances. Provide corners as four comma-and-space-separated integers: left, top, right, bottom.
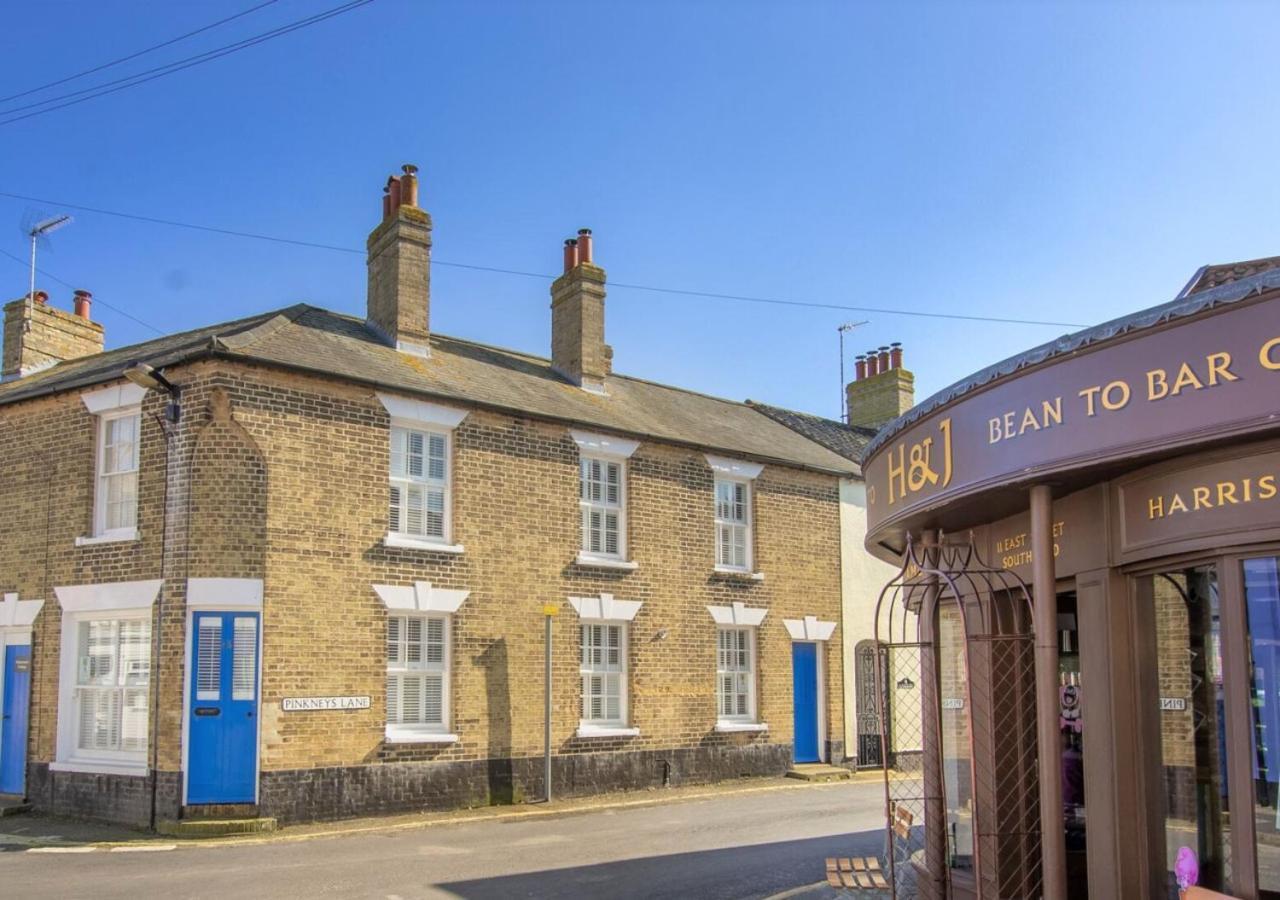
1244, 555, 1280, 897
386, 614, 448, 733
74, 617, 151, 759
716, 627, 756, 722
581, 623, 626, 726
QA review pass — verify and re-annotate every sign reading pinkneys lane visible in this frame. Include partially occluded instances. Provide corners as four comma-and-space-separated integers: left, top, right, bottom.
864, 294, 1280, 534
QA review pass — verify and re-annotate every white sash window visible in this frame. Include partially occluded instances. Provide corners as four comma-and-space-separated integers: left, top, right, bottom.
580, 457, 624, 559
387, 614, 448, 731
717, 627, 756, 722
581, 623, 626, 726
96, 411, 141, 537
389, 426, 449, 541
75, 617, 151, 758
714, 479, 751, 571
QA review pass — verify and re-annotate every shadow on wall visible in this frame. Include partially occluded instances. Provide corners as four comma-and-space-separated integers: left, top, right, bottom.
436, 830, 888, 900
476, 637, 515, 805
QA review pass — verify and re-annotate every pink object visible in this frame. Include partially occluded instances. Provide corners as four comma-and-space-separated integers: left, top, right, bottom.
1175, 846, 1199, 890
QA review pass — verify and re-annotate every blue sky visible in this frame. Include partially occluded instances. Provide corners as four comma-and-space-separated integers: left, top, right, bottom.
2, 1, 1278, 419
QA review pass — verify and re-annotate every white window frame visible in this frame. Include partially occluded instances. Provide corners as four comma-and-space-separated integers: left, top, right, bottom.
716, 626, 758, 724
372, 580, 468, 744
571, 431, 640, 568
95, 409, 142, 537
386, 612, 451, 739
580, 621, 628, 729
706, 455, 764, 576
79, 383, 147, 545
377, 394, 469, 553
52, 580, 161, 776
388, 424, 452, 544
714, 477, 753, 572
568, 593, 642, 737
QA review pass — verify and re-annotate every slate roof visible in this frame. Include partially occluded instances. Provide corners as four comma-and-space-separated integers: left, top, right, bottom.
864, 261, 1280, 459
0, 303, 857, 477
747, 401, 873, 470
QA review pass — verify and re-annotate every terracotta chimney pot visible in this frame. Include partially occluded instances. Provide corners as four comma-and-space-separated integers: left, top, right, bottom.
33, 290, 48, 304
563, 238, 579, 273
877, 345, 891, 371
73, 289, 92, 320
866, 350, 879, 377
854, 355, 867, 381
890, 342, 903, 369
400, 164, 419, 208
577, 228, 593, 264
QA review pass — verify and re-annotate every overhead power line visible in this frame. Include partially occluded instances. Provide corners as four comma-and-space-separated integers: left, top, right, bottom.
0, 247, 166, 335
0, 190, 1087, 329
0, 0, 282, 105
0, 0, 376, 127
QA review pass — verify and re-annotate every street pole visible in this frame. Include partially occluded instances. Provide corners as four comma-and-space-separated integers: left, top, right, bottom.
542, 602, 557, 803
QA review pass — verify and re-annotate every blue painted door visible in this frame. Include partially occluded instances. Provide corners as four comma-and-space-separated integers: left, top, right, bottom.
792, 642, 820, 764
1, 645, 31, 795
188, 613, 258, 804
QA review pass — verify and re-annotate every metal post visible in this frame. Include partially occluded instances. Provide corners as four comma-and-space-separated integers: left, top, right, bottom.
1030, 485, 1067, 900
542, 602, 556, 803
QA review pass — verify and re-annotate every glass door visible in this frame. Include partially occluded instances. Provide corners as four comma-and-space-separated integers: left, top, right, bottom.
1242, 554, 1280, 898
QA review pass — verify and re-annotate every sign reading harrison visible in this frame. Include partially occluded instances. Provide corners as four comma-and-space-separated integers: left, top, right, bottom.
865, 295, 1280, 537
281, 696, 371, 712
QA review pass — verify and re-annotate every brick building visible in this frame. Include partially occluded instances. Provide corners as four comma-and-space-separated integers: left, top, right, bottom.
0, 166, 856, 828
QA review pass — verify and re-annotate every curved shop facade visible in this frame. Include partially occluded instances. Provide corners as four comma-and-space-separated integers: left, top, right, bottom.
862, 261, 1280, 900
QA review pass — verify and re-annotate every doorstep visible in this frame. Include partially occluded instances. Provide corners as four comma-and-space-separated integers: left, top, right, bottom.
157, 817, 277, 838
786, 764, 853, 783
0, 794, 32, 817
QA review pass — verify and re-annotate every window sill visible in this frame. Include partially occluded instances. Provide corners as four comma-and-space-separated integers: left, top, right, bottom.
383, 534, 465, 554
75, 529, 139, 547
576, 725, 640, 739
575, 553, 638, 571
713, 566, 764, 581
714, 721, 769, 734
384, 728, 458, 745
49, 759, 149, 777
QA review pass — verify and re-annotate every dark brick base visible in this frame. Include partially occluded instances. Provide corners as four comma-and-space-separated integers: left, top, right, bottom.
26, 763, 181, 829
260, 742, 794, 824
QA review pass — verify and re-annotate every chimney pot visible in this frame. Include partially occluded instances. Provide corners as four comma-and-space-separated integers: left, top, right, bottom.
33, 290, 48, 304
890, 342, 903, 369
73, 289, 92, 320
563, 238, 580, 273
865, 351, 879, 377
877, 345, 891, 371
577, 228, 593, 264
387, 176, 402, 216
382, 186, 391, 220
400, 164, 419, 208
854, 355, 867, 381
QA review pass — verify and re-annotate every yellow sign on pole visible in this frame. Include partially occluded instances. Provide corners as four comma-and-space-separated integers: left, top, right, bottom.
542, 603, 558, 616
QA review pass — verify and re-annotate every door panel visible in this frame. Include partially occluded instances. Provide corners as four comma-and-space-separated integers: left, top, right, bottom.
792, 642, 820, 764
187, 612, 258, 804
1, 645, 31, 795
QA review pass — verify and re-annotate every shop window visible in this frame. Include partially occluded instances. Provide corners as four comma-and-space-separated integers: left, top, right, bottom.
1148, 565, 1230, 897
937, 600, 974, 873
1244, 555, 1280, 895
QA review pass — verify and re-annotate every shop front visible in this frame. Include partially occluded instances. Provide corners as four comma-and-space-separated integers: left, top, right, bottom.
861, 260, 1280, 899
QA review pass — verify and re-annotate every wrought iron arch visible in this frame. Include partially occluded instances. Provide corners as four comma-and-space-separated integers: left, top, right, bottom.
872, 533, 1042, 900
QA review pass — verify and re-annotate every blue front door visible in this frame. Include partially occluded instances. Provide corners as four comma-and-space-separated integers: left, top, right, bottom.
792, 642, 820, 764
188, 612, 259, 804
1, 645, 31, 795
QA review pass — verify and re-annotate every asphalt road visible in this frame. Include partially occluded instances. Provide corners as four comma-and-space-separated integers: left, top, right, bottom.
0, 779, 886, 899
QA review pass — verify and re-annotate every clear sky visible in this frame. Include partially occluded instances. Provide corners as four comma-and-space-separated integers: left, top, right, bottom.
2, 1, 1278, 420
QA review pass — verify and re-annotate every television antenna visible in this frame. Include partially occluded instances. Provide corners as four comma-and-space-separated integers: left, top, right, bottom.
25, 213, 72, 304
838, 320, 869, 421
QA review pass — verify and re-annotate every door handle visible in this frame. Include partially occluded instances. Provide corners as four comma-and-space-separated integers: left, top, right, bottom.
247, 711, 254, 718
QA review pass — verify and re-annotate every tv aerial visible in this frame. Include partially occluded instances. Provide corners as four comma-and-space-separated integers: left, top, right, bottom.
24, 213, 72, 303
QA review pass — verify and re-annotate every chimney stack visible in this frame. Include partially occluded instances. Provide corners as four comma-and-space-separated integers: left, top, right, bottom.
551, 228, 611, 392
366, 164, 432, 357
3, 289, 105, 380
845, 341, 914, 431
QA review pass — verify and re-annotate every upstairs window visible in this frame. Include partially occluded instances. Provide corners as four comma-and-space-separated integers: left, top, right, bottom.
580, 457, 624, 559
389, 426, 449, 542
714, 479, 751, 571
387, 613, 448, 733
581, 623, 626, 726
717, 627, 756, 722
96, 411, 140, 537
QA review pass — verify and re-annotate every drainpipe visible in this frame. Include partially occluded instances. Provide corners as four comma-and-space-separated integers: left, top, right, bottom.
1030, 485, 1067, 900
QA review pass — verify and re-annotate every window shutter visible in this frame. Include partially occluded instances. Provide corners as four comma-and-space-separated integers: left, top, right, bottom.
196, 617, 221, 701
232, 617, 256, 700
387, 674, 401, 723
402, 675, 423, 724
423, 674, 443, 724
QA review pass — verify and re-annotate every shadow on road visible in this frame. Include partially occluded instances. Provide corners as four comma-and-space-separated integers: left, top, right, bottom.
435, 828, 888, 900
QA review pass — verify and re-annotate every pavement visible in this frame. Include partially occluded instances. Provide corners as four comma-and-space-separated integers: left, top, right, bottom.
0, 775, 890, 899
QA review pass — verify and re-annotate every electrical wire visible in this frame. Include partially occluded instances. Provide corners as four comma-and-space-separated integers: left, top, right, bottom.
0, 191, 1085, 329
0, 247, 166, 335
0, 0, 282, 105
0, 0, 376, 127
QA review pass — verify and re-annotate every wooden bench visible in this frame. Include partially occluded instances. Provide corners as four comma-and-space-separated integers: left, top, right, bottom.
824, 857, 889, 890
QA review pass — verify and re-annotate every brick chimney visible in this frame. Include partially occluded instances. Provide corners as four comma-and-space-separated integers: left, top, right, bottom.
2, 289, 104, 380
846, 341, 914, 431
366, 164, 432, 357
551, 228, 612, 392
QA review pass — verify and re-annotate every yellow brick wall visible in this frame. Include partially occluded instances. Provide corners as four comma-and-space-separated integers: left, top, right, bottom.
1, 357, 845, 782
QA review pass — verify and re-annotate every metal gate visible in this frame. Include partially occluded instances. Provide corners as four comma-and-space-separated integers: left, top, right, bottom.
855, 639, 888, 768
872, 534, 1042, 900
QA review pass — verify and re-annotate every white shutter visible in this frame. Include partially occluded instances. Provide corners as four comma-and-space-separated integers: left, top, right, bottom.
196, 616, 222, 700
423, 674, 443, 725
387, 674, 401, 723
232, 617, 256, 700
